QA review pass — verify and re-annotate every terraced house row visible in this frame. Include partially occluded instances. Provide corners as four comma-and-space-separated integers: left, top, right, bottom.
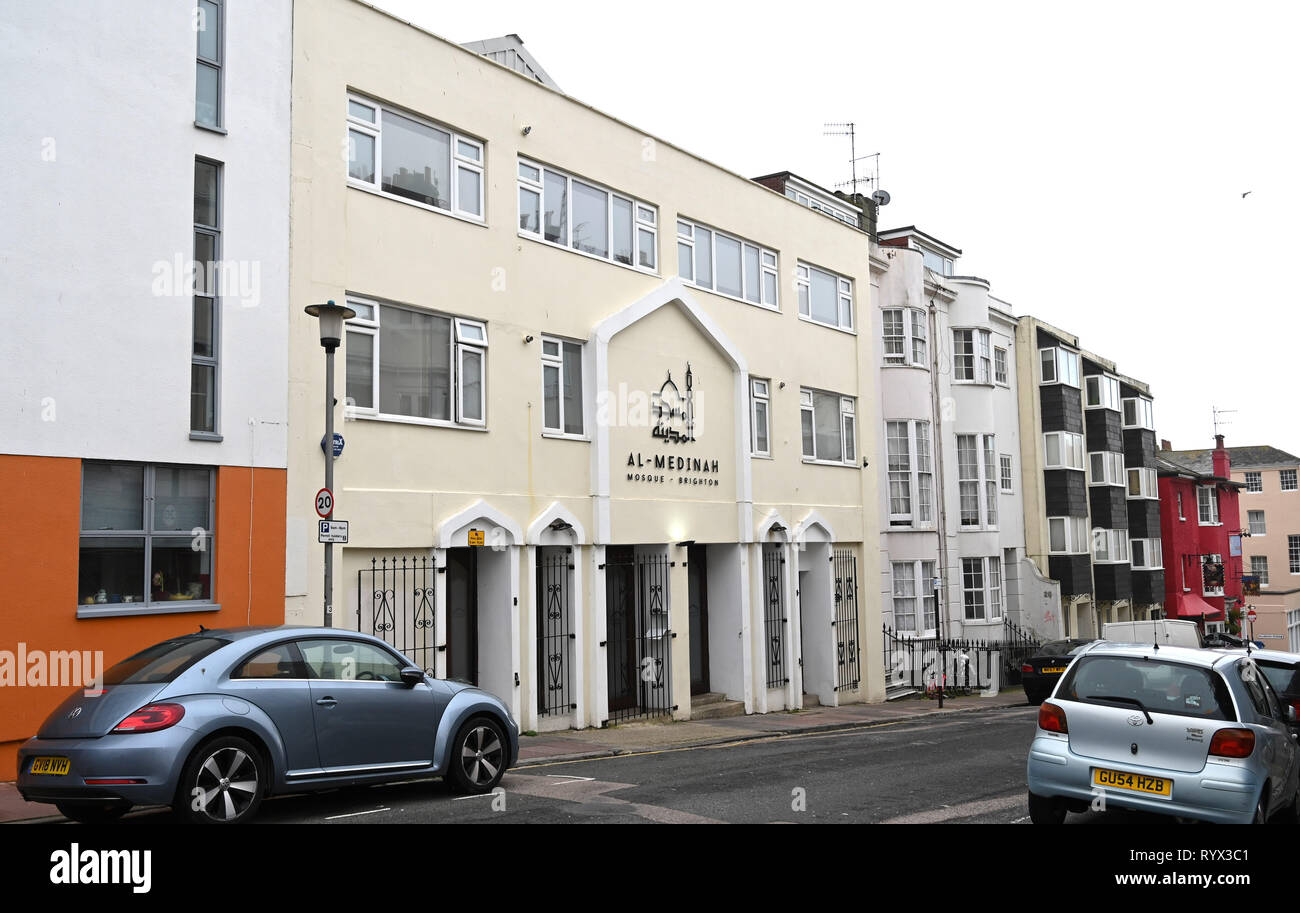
3, 0, 1264, 775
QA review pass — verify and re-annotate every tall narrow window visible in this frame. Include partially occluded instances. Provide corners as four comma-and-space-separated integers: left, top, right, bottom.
983, 435, 998, 527
1197, 486, 1220, 525
958, 435, 980, 527
962, 557, 986, 620
887, 422, 912, 522
1248, 510, 1266, 536
1251, 555, 1269, 585
750, 379, 770, 456
192, 158, 221, 436
542, 337, 584, 436
887, 420, 932, 525
195, 0, 223, 128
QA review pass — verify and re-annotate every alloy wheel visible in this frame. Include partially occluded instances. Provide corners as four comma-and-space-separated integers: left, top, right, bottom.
191, 746, 260, 822
459, 724, 504, 788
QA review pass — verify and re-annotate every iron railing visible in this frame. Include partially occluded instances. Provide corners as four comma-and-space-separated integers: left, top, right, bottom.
357, 555, 437, 677
763, 544, 788, 688
536, 546, 575, 717
882, 622, 1043, 694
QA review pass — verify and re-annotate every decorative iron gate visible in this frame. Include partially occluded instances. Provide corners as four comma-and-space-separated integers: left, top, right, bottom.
603, 547, 673, 723
357, 555, 437, 676
763, 544, 788, 688
536, 546, 575, 717
832, 548, 861, 692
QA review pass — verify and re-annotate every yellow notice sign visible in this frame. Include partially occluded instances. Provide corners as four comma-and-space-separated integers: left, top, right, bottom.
468, 529, 485, 547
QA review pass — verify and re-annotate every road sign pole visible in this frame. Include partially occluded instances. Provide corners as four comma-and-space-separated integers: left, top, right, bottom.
324, 344, 335, 628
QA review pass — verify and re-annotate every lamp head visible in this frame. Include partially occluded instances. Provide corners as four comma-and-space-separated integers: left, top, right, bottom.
304, 299, 357, 351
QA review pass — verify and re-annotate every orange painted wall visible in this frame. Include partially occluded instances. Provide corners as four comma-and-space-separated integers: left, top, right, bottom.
0, 455, 286, 781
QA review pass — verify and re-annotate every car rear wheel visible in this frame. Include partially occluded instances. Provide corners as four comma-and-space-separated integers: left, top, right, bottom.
175, 736, 266, 824
1028, 790, 1067, 825
1253, 791, 1270, 824
56, 801, 130, 824
447, 718, 507, 795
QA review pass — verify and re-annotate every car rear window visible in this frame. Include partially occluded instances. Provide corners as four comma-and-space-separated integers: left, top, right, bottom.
1056, 656, 1234, 722
1041, 639, 1093, 655
103, 637, 226, 685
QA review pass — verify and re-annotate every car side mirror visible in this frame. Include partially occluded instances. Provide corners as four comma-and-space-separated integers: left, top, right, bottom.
399, 666, 425, 687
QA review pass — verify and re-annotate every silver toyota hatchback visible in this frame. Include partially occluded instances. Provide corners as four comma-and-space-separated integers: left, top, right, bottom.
1026, 641, 1300, 824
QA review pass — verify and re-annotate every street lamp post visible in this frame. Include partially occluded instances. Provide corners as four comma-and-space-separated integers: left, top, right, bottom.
304, 299, 355, 627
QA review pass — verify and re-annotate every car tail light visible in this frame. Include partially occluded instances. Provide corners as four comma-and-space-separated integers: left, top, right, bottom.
1022, 664, 1034, 675
112, 703, 185, 733
1208, 728, 1256, 759
1038, 701, 1068, 734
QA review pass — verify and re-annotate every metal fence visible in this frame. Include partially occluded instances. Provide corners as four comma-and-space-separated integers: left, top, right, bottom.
833, 549, 861, 692
882, 621, 1042, 695
536, 546, 575, 717
603, 548, 674, 723
357, 555, 437, 677
762, 544, 788, 688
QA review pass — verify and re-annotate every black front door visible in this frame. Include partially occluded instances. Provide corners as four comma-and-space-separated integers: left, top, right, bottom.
605, 546, 638, 712
688, 544, 710, 695
446, 548, 478, 685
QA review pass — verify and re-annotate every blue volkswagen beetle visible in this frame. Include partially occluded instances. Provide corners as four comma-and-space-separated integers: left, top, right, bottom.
16, 627, 519, 823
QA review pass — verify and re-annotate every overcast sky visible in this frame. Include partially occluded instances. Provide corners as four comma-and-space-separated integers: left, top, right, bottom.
377, 0, 1300, 458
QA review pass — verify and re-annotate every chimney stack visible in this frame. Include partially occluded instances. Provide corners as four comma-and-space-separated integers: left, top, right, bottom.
1212, 434, 1229, 478
1160, 439, 1172, 451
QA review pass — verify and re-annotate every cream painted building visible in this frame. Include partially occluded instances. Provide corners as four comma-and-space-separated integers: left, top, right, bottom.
285, 0, 884, 731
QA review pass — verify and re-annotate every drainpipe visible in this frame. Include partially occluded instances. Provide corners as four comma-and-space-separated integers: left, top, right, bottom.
929, 295, 948, 642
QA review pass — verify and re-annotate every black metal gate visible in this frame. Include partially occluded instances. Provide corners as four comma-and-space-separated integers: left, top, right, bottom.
357, 555, 437, 676
833, 548, 861, 692
536, 546, 575, 717
763, 544, 788, 688
603, 547, 673, 723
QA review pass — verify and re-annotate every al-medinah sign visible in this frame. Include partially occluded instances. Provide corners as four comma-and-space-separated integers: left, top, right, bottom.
625, 362, 720, 485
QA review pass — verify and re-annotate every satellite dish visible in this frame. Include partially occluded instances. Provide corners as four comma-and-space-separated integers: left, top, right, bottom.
871, 189, 891, 206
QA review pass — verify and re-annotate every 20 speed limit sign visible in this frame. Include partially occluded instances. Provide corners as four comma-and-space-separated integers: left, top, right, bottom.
315, 488, 334, 519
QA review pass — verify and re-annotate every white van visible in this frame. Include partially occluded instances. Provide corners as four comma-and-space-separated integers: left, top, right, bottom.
1101, 619, 1202, 648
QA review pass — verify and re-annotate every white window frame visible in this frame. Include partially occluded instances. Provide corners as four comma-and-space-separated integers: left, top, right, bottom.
750, 378, 771, 457
882, 307, 928, 368
1251, 554, 1269, 586
953, 329, 993, 384
1197, 485, 1220, 525
540, 335, 585, 438
1121, 396, 1155, 430
1245, 471, 1262, 493
956, 433, 998, 529
1048, 516, 1089, 555
1039, 346, 1081, 387
1092, 528, 1131, 564
890, 560, 939, 635
796, 262, 854, 332
1084, 374, 1121, 411
962, 556, 1002, 622
1130, 538, 1163, 570
801, 388, 857, 465
1291, 535, 1300, 575
886, 420, 933, 527
1282, 469, 1298, 492
994, 346, 1008, 386
1126, 466, 1158, 500
1088, 451, 1125, 487
1043, 431, 1085, 471
343, 295, 488, 429
347, 93, 484, 222
1248, 509, 1266, 536
1000, 454, 1013, 493
517, 157, 656, 273
678, 218, 778, 310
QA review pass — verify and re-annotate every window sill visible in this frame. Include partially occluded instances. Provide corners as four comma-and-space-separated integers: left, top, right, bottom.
349, 181, 487, 228
1132, 567, 1164, 572
952, 379, 995, 387
194, 121, 227, 135
517, 230, 659, 278
801, 458, 857, 468
78, 602, 222, 620
347, 410, 488, 432
190, 431, 224, 442
751, 453, 773, 460
542, 432, 590, 443
1125, 495, 1160, 501
1044, 467, 1087, 473
959, 526, 1000, 533
882, 362, 929, 371
1088, 482, 1126, 489
796, 314, 856, 336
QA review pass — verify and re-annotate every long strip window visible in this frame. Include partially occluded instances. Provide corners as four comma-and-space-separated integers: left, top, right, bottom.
541, 336, 583, 436
797, 263, 853, 331
801, 389, 856, 464
192, 158, 220, 436
79, 463, 215, 612
1044, 431, 1085, 471
887, 420, 932, 526
345, 296, 487, 426
518, 159, 655, 271
883, 308, 927, 367
677, 219, 776, 308
347, 95, 484, 219
195, 0, 223, 128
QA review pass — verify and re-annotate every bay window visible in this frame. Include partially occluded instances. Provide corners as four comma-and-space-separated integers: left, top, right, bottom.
1127, 466, 1158, 499
1121, 396, 1155, 430
1048, 516, 1089, 554
1039, 346, 1081, 387
1088, 451, 1125, 487
1044, 431, 1085, 471
1084, 374, 1121, 411
883, 308, 928, 367
953, 329, 992, 382
519, 158, 656, 271
1131, 538, 1163, 570
887, 420, 933, 526
347, 94, 483, 219
344, 295, 487, 427
1093, 529, 1131, 564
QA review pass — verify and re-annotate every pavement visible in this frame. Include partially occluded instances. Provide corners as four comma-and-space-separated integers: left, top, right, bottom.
0, 686, 1029, 823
